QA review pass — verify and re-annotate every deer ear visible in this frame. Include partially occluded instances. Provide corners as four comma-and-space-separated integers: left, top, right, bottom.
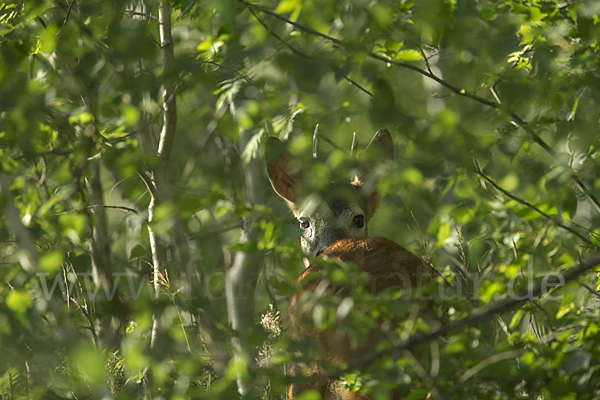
364, 129, 393, 163
266, 137, 302, 204
355, 129, 393, 220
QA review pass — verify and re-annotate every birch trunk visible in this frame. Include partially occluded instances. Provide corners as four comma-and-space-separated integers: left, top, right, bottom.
225, 131, 268, 395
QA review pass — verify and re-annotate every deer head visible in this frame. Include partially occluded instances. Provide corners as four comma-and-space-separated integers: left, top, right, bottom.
266, 127, 393, 259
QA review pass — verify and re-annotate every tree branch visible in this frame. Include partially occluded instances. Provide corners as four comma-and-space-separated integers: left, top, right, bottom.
55, 205, 138, 215
320, 251, 600, 378
404, 349, 446, 400
240, 1, 600, 214
458, 348, 529, 384
474, 160, 598, 249
86, 161, 112, 285
225, 131, 269, 395
243, 3, 374, 99
246, 6, 309, 58
343, 76, 374, 98
511, 0, 583, 10
157, 0, 177, 167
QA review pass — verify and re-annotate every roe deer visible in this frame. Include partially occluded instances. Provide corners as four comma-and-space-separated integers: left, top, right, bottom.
266, 127, 393, 260
266, 128, 440, 399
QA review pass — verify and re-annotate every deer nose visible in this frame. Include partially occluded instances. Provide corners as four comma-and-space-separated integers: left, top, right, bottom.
317, 229, 347, 257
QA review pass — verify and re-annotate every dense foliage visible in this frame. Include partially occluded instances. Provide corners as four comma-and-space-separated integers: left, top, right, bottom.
1, 0, 599, 398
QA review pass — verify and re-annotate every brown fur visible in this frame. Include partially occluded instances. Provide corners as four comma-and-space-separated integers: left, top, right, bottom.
265, 130, 393, 258
266, 130, 437, 398
288, 237, 440, 399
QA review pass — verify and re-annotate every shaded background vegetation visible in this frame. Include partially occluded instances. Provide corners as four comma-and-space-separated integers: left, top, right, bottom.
1, 0, 600, 398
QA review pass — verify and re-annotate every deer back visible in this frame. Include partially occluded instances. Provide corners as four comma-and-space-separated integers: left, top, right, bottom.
290, 237, 439, 364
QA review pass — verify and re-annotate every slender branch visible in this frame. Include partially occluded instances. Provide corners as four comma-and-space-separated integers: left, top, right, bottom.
404, 349, 446, 400
317, 251, 600, 379
191, 220, 243, 240
0, 239, 52, 252
71, 297, 99, 349
157, 0, 177, 167
240, 1, 600, 214
55, 205, 138, 215
225, 130, 270, 395
512, 0, 583, 10
343, 76, 374, 98
200, 60, 251, 83
247, 6, 309, 58
239, 1, 344, 46
474, 160, 598, 249
13, 146, 73, 160
0, 169, 39, 272
244, 3, 373, 99
418, 46, 433, 75
37, 17, 47, 29
567, 173, 600, 213
181, 103, 229, 182
63, 0, 75, 26
458, 348, 529, 384
125, 11, 159, 20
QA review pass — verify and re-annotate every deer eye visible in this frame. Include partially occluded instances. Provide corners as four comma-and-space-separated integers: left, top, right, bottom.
353, 215, 365, 229
299, 217, 310, 230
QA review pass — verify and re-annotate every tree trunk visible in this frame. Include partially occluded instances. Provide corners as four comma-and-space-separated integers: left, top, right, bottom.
225, 131, 268, 395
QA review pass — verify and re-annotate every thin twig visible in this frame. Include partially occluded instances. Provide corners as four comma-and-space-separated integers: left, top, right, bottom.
54, 205, 138, 215
404, 349, 446, 400
458, 348, 529, 384
200, 60, 251, 83
246, 6, 309, 58
512, 0, 582, 10
241, 1, 600, 214
316, 251, 600, 380
181, 103, 229, 182
157, 0, 178, 167
125, 11, 159, 20
490, 86, 502, 104
528, 309, 543, 343
239, 0, 344, 45
63, 0, 75, 26
343, 76, 374, 98
243, 2, 374, 99
474, 160, 598, 249
71, 297, 99, 348
192, 221, 243, 240
419, 46, 433, 75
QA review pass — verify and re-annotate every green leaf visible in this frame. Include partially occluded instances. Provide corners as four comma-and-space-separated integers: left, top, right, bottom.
294, 390, 322, 400
396, 49, 423, 62
402, 167, 423, 185
556, 303, 574, 319
385, 38, 404, 54
500, 173, 519, 191
275, 0, 301, 14
39, 251, 64, 274
242, 129, 266, 165
341, 373, 362, 391
122, 104, 140, 126
480, 281, 506, 304
6, 290, 33, 314
405, 388, 430, 400
437, 222, 451, 243
514, 203, 558, 220
509, 309, 525, 330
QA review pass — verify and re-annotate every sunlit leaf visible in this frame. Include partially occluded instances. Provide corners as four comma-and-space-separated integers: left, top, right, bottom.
396, 49, 423, 62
